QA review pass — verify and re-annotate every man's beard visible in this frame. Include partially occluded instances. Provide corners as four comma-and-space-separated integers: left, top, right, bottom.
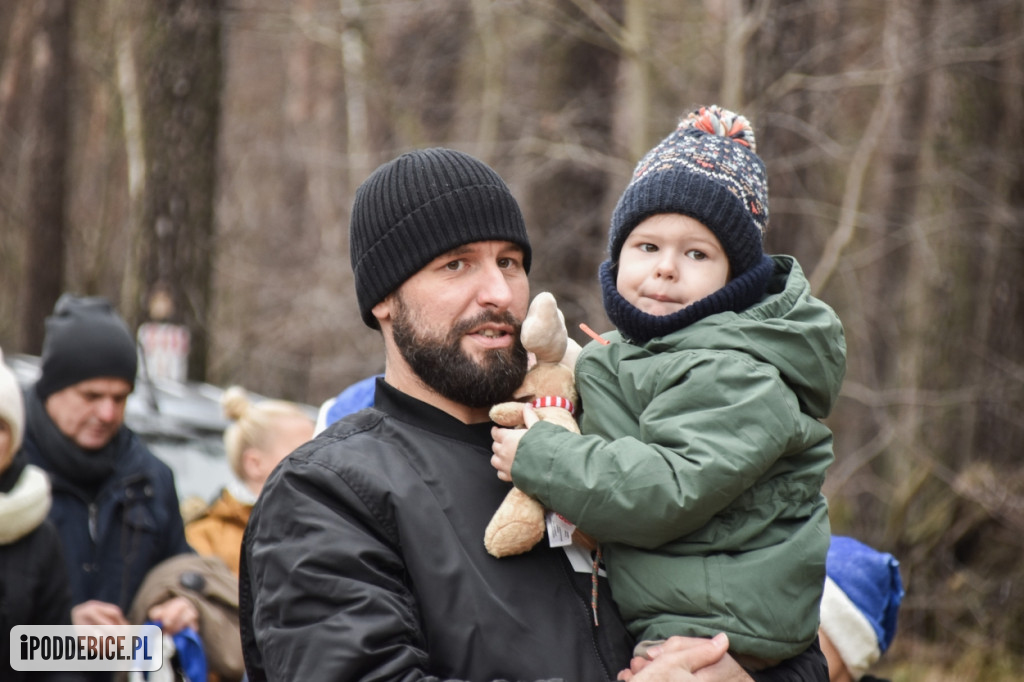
391, 295, 528, 409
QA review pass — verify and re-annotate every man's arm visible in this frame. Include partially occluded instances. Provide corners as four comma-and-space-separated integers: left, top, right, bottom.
242, 456, 435, 681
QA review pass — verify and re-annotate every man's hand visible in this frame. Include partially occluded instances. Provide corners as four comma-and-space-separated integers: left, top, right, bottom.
71, 600, 128, 626
621, 634, 752, 682
490, 405, 538, 481
147, 596, 200, 635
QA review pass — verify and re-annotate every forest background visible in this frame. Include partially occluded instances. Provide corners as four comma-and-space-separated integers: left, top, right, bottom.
1, 1, 1022, 679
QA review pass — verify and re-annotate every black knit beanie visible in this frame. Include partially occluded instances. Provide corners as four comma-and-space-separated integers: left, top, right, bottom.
349, 148, 532, 328
602, 105, 774, 343
36, 294, 138, 401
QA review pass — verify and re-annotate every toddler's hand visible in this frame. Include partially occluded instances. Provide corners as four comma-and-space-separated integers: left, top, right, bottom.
490, 405, 538, 481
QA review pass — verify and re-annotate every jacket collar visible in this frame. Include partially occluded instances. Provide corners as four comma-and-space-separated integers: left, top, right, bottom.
374, 378, 494, 451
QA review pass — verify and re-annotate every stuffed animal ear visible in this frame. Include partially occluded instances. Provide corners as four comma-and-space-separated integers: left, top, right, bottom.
521, 292, 568, 364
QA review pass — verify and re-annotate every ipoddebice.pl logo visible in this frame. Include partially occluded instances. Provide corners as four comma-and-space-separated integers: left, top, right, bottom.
11, 624, 162, 672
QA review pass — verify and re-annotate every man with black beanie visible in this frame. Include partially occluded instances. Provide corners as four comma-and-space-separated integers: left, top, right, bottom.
239, 148, 825, 682
21, 294, 197, 681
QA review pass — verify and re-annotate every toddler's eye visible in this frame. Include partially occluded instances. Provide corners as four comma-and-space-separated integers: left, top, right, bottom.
686, 249, 707, 261
639, 243, 658, 253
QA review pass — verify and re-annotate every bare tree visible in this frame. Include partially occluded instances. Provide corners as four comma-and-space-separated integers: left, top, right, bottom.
125, 0, 224, 380
17, 0, 71, 353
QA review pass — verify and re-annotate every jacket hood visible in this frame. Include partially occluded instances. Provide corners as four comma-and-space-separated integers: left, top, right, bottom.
643, 255, 846, 418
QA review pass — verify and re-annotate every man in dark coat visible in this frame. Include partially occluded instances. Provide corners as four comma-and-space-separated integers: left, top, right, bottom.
21, 295, 196, 681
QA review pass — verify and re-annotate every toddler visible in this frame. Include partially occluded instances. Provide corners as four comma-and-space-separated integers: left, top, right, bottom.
492, 105, 846, 672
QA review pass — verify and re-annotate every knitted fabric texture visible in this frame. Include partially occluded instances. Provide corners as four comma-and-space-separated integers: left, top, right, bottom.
349, 148, 531, 328
600, 254, 775, 344
602, 105, 773, 343
609, 105, 768, 272
35, 294, 137, 401
0, 348, 25, 454
819, 535, 905, 679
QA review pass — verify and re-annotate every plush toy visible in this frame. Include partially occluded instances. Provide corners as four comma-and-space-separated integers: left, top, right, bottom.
484, 292, 585, 558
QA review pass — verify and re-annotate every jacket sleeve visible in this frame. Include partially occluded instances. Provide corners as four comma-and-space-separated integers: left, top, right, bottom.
241, 456, 451, 682
513, 352, 807, 548
156, 460, 195, 559
34, 523, 89, 682
31, 521, 74, 627
750, 637, 829, 682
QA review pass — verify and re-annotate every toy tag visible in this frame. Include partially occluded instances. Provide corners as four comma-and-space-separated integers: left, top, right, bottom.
546, 511, 576, 547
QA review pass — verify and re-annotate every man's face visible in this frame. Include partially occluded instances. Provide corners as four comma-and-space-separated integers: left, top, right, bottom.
45, 377, 132, 450
381, 241, 530, 408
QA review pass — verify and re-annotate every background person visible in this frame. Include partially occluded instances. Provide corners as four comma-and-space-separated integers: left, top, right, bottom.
1, 347, 84, 682
818, 536, 904, 682
186, 385, 314, 576
20, 294, 196, 681
312, 373, 380, 435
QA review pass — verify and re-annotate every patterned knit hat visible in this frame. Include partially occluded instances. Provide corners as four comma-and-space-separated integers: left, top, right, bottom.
0, 347, 25, 456
600, 105, 774, 343
36, 294, 138, 402
350, 148, 532, 328
819, 536, 905, 680
609, 105, 768, 269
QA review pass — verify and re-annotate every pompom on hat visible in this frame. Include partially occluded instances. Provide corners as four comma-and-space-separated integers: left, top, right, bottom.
35, 294, 138, 402
349, 148, 531, 329
600, 105, 775, 342
819, 536, 905, 680
0, 347, 25, 456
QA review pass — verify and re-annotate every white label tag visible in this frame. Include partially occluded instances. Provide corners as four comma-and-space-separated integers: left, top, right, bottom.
546, 511, 576, 547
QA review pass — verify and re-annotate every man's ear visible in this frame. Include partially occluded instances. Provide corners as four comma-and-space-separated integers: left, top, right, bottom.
372, 296, 393, 326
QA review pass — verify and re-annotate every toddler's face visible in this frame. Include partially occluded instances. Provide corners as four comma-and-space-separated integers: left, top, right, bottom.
616, 214, 730, 317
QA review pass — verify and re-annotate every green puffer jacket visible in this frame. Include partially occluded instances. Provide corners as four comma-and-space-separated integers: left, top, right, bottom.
513, 255, 846, 662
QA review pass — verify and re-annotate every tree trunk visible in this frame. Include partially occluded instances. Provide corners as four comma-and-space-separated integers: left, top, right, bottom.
130, 0, 223, 380
18, 0, 71, 354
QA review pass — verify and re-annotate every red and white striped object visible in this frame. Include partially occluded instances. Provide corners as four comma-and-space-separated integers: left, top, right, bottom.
530, 396, 575, 416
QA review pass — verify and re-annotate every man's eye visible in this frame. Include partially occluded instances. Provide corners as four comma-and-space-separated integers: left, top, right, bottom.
445, 260, 465, 271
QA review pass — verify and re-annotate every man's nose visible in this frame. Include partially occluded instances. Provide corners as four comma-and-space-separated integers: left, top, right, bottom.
95, 398, 120, 422
476, 264, 515, 308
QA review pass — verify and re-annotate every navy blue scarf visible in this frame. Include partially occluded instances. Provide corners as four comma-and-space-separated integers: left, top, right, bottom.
600, 254, 775, 344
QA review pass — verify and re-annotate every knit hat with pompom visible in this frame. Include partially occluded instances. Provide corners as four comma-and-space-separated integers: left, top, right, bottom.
600, 105, 775, 343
